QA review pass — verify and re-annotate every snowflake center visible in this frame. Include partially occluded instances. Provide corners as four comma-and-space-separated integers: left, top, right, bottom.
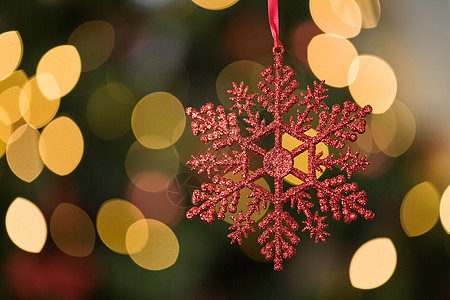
263, 148, 293, 178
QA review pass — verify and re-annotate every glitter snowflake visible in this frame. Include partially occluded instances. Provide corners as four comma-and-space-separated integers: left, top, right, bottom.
185, 47, 374, 271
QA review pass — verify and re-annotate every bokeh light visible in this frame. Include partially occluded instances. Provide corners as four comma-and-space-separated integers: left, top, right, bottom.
371, 100, 415, 157
216, 60, 264, 110
50, 203, 95, 257
0, 69, 27, 94
283, 129, 329, 185
96, 199, 146, 254
68, 20, 115, 72
0, 31, 22, 81
220, 171, 270, 224
36, 45, 81, 99
349, 237, 397, 289
0, 86, 24, 125
191, 0, 238, 10
131, 92, 185, 149
125, 141, 179, 192
355, 0, 381, 28
6, 124, 43, 182
348, 55, 397, 114
400, 181, 440, 237
174, 122, 207, 166
126, 219, 179, 270
39, 116, 84, 176
87, 83, 135, 140
5, 197, 47, 253
307, 33, 358, 87
20, 76, 60, 129
125, 174, 185, 228
0, 106, 12, 144
440, 185, 450, 233
310, 0, 362, 38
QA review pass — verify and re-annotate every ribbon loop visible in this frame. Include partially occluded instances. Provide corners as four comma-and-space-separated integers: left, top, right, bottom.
268, 0, 282, 48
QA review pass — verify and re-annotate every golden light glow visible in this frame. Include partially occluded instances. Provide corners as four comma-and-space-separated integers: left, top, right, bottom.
125, 141, 179, 192
283, 129, 329, 185
96, 199, 146, 254
371, 101, 415, 157
50, 203, 95, 257
216, 60, 264, 110
0, 106, 12, 143
370, 106, 396, 152
400, 181, 440, 237
0, 86, 23, 125
6, 124, 43, 182
191, 0, 239, 10
87, 83, 135, 140
349, 55, 397, 114
440, 185, 450, 233
5, 197, 47, 253
310, 0, 361, 38
68, 20, 114, 72
0, 69, 27, 94
355, 124, 373, 154
0, 31, 23, 81
349, 237, 397, 289
39, 116, 84, 176
174, 122, 207, 166
36, 45, 81, 99
307, 33, 358, 87
131, 92, 185, 149
355, 0, 381, 28
126, 219, 179, 270
221, 171, 270, 224
20, 76, 60, 129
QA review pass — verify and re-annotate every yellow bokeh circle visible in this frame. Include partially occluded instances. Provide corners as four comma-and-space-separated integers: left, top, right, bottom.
310, 0, 362, 38
0, 31, 23, 81
6, 124, 43, 182
307, 33, 358, 87
39, 116, 84, 176
356, 0, 381, 28
5, 197, 47, 253
371, 100, 415, 158
132, 92, 186, 149
126, 219, 179, 271
440, 185, 450, 233
68, 20, 115, 72
36, 45, 81, 99
191, 0, 239, 10
50, 203, 95, 257
20, 76, 60, 129
400, 181, 440, 237
96, 199, 146, 254
349, 55, 397, 114
349, 237, 397, 289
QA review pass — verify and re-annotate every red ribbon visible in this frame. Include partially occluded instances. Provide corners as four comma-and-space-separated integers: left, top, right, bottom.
268, 0, 281, 48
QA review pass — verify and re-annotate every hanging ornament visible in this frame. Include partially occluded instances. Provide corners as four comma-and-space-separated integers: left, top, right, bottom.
185, 0, 374, 271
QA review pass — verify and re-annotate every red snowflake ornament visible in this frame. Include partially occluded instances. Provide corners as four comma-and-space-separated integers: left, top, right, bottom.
185, 46, 374, 271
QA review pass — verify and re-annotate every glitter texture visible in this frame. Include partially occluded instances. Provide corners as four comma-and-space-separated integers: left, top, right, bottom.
186, 45, 374, 271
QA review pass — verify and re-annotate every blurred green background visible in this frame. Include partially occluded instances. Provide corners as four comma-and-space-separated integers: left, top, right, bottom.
0, 0, 449, 299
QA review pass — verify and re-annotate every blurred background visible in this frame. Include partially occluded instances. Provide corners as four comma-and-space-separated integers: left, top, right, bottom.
0, 0, 449, 299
